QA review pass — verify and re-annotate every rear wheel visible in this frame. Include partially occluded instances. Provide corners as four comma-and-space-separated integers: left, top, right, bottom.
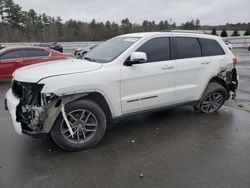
51, 99, 106, 151
194, 82, 228, 113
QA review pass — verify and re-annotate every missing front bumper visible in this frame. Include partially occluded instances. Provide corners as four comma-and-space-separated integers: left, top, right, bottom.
5, 90, 22, 135
5, 90, 48, 138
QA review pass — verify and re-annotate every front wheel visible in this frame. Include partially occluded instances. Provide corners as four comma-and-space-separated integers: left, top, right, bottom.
51, 99, 107, 151
194, 82, 228, 113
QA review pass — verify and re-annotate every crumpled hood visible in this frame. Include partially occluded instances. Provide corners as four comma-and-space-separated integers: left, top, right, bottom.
13, 58, 103, 83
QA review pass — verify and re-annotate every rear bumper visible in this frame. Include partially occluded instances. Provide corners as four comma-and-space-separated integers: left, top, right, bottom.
226, 68, 238, 91
225, 67, 239, 99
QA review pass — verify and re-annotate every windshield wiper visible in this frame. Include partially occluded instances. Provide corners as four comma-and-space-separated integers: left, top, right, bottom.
83, 57, 96, 62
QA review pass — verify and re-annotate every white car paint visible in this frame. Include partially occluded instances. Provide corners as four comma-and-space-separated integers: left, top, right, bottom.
6, 32, 235, 135
13, 58, 102, 83
121, 58, 176, 113
174, 55, 214, 102
5, 90, 22, 134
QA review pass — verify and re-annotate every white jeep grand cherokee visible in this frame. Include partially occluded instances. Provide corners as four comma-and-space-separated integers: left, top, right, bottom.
5, 32, 238, 151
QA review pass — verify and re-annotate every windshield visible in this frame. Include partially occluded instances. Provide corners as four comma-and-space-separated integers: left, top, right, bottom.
84, 37, 140, 63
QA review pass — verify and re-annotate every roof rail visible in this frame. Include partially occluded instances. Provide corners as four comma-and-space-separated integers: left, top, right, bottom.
162, 29, 210, 34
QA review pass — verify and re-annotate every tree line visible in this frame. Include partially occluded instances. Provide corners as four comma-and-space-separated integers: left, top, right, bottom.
210, 28, 250, 37
0, 0, 249, 42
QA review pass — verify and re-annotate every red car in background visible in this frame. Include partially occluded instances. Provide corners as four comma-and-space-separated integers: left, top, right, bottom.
0, 46, 71, 78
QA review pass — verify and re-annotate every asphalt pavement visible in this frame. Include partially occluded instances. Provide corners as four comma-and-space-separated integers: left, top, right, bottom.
0, 49, 250, 188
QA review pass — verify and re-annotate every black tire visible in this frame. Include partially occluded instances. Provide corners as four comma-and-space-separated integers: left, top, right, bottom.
194, 82, 228, 113
51, 99, 106, 152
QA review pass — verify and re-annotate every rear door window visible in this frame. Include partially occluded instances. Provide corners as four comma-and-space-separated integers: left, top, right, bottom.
22, 49, 50, 58
136, 37, 170, 62
175, 37, 202, 59
199, 38, 225, 56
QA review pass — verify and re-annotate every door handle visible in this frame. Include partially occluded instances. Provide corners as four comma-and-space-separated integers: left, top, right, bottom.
201, 61, 210, 65
162, 65, 174, 70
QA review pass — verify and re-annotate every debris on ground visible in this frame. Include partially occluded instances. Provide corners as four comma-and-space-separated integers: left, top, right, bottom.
210, 166, 215, 171
238, 104, 244, 108
131, 140, 135, 143
48, 149, 52, 152
225, 100, 250, 112
155, 127, 160, 133
139, 173, 144, 178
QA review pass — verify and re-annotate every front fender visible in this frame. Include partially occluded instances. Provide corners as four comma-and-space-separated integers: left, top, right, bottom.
42, 93, 88, 132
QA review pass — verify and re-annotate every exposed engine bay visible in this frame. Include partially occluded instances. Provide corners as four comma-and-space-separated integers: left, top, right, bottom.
12, 80, 48, 132
11, 80, 88, 135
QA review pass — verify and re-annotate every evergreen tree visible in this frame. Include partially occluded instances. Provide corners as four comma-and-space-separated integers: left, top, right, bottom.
195, 19, 200, 30
164, 20, 170, 30
121, 18, 132, 33
0, 0, 4, 22
158, 20, 165, 31
211, 28, 217, 35
3, 0, 23, 27
180, 19, 196, 30
142, 20, 149, 31
56, 16, 63, 37
231, 29, 240, 36
244, 29, 250, 36
220, 29, 228, 37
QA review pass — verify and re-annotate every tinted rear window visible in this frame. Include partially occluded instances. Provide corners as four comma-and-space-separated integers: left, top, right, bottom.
176, 37, 202, 59
22, 49, 50, 57
136, 37, 170, 62
22, 49, 50, 58
199, 38, 225, 56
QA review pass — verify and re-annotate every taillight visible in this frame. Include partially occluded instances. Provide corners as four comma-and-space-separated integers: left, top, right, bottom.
232, 57, 237, 65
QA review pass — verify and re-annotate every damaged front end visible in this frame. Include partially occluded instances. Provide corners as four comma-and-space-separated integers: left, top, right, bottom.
9, 80, 88, 138
12, 80, 48, 137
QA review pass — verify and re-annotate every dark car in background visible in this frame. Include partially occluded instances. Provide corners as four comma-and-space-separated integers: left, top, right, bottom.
0, 46, 71, 78
73, 44, 99, 59
0, 44, 4, 50
35, 42, 63, 53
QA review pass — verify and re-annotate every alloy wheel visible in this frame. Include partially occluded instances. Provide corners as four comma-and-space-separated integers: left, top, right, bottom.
201, 92, 224, 113
60, 109, 98, 144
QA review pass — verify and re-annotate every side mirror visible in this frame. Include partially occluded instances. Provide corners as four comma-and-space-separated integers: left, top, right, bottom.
124, 52, 147, 66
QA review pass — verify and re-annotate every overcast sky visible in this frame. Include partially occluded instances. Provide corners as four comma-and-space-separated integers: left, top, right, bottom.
14, 0, 249, 25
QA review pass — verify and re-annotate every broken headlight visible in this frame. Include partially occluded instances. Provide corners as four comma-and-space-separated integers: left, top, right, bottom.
13, 80, 46, 131
12, 80, 44, 105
